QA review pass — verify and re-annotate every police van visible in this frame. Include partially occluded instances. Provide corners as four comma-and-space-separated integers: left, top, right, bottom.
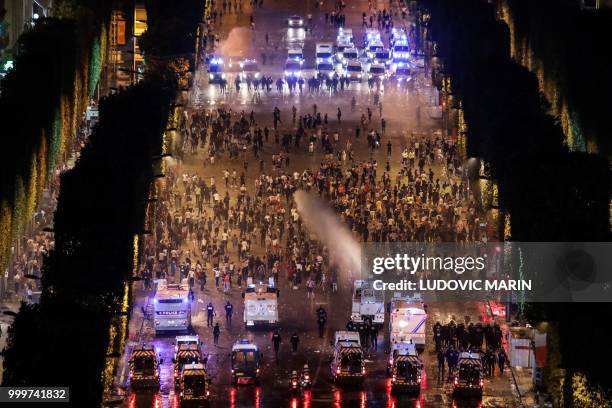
316, 42, 334, 63
242, 283, 279, 328
154, 279, 192, 334
388, 342, 422, 393
129, 345, 161, 390
389, 292, 426, 351
351, 280, 385, 326
231, 339, 263, 384
453, 352, 484, 396
178, 363, 209, 405
330, 331, 366, 384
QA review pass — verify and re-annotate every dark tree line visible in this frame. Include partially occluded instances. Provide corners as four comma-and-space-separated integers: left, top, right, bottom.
1, 78, 175, 406
1, 0, 203, 404
505, 0, 612, 157
418, 0, 611, 392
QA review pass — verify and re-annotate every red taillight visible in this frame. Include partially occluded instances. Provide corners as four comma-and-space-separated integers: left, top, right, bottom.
305, 374, 309, 380
454, 377, 458, 386
336, 367, 341, 374
362, 367, 366, 375
480, 379, 484, 387
292, 380, 297, 386
256, 368, 260, 374
392, 375, 396, 383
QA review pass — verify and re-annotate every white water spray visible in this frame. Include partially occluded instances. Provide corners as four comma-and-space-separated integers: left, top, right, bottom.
293, 190, 362, 281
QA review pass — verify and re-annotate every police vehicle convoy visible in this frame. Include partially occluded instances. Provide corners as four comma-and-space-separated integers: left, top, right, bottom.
389, 293, 427, 351
340, 47, 359, 65
153, 279, 192, 334
129, 345, 161, 390
178, 363, 209, 407
240, 59, 261, 81
315, 42, 335, 63
231, 339, 263, 385
388, 342, 423, 394
331, 331, 366, 384
242, 282, 279, 327
453, 351, 484, 396
207, 56, 226, 84
287, 14, 305, 28
284, 58, 302, 79
343, 59, 363, 81
316, 61, 336, 79
374, 48, 392, 67
368, 63, 388, 81
364, 29, 384, 60
351, 280, 385, 326
336, 28, 354, 62
287, 47, 304, 63
391, 40, 411, 66
392, 63, 411, 86
389, 27, 407, 47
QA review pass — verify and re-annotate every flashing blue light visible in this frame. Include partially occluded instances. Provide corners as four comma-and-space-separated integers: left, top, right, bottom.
153, 298, 158, 304
211, 57, 223, 65
183, 298, 189, 304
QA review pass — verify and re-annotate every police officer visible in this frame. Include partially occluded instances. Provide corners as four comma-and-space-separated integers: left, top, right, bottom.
316, 307, 327, 338
225, 301, 233, 327
213, 322, 220, 345
206, 302, 214, 327
290, 332, 300, 352
346, 319, 355, 332
370, 325, 379, 351
437, 348, 445, 380
433, 321, 442, 352
272, 330, 282, 360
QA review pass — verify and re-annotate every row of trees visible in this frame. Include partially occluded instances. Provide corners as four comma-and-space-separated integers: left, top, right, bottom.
0, 0, 111, 278
1, 0, 205, 405
501, 0, 612, 156
417, 0, 611, 401
1, 77, 176, 406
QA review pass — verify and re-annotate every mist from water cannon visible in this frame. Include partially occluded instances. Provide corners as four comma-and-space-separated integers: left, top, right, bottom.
293, 190, 361, 281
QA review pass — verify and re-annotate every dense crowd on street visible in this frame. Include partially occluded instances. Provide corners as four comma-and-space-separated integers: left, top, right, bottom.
137, 74, 487, 357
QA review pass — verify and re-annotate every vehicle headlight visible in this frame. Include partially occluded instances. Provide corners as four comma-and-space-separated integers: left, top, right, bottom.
358, 73, 362, 78
222, 73, 226, 78
209, 73, 213, 79
299, 19, 303, 24
255, 73, 259, 78
285, 71, 289, 76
